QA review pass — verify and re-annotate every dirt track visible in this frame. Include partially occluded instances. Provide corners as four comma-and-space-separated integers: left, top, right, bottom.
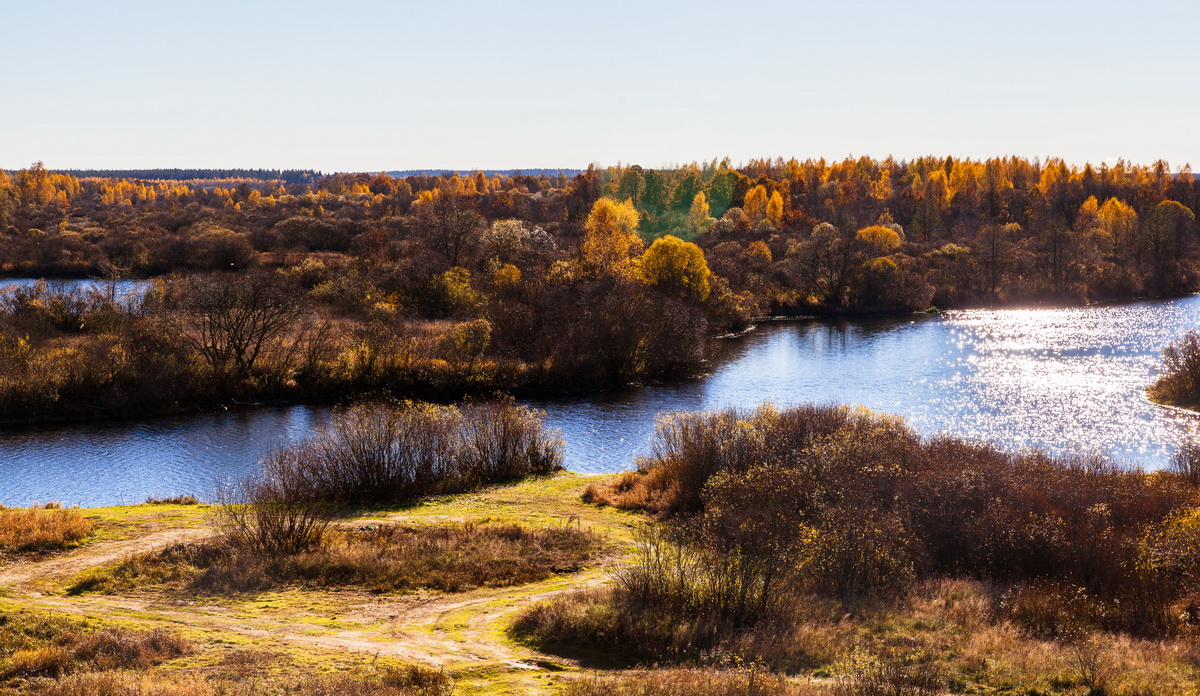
0, 478, 632, 694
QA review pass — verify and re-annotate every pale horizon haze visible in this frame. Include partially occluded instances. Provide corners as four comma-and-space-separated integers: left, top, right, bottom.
2, 0, 1197, 172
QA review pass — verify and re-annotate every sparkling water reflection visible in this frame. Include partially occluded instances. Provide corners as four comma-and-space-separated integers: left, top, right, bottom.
1, 296, 1199, 506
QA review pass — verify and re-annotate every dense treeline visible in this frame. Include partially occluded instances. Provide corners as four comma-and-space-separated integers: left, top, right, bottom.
46, 168, 320, 183
2, 156, 1197, 311
387, 169, 583, 178
0, 157, 1197, 421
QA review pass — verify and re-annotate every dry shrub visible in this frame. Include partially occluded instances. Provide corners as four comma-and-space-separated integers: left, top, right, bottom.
0, 505, 95, 552
564, 666, 810, 696
0, 612, 191, 681
262, 398, 562, 505
143, 495, 199, 505
1170, 442, 1200, 487
1060, 631, 1112, 696
832, 647, 943, 696
586, 403, 1200, 634
213, 476, 331, 557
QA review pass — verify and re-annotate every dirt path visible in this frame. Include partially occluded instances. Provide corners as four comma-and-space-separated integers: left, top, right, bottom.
10, 551, 612, 667
0, 476, 632, 694
0, 526, 210, 588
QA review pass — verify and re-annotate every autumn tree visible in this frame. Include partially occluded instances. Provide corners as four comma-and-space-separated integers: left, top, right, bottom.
414, 190, 486, 267
855, 225, 903, 255
766, 190, 784, 227
977, 223, 1019, 304
580, 198, 643, 277
160, 271, 309, 381
687, 192, 715, 237
638, 234, 712, 301
785, 222, 863, 306
1146, 200, 1198, 295
744, 185, 769, 226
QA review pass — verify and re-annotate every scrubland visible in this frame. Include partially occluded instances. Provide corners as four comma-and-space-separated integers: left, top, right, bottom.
3, 401, 1200, 694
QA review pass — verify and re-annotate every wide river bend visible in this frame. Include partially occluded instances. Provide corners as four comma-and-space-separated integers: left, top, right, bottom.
1, 291, 1199, 506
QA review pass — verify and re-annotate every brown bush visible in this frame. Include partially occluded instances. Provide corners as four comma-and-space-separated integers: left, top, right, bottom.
261, 398, 562, 505
0, 505, 95, 553
831, 647, 943, 696
143, 495, 199, 505
0, 613, 191, 681
572, 402, 1200, 658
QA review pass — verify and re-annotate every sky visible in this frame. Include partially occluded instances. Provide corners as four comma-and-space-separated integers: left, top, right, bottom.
2, 0, 1198, 172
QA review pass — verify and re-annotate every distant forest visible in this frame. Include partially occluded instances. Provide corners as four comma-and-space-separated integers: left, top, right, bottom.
387, 169, 583, 178
0, 155, 1198, 421
1, 156, 1198, 311
42, 169, 320, 184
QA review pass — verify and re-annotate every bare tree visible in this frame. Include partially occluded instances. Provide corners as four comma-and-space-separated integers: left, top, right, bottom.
159, 271, 308, 380
415, 193, 485, 267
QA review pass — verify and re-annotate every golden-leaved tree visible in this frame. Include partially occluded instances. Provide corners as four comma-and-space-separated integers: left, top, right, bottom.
580, 198, 642, 277
638, 234, 711, 301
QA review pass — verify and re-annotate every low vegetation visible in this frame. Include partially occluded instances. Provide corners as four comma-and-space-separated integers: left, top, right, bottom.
0, 504, 94, 553
521, 403, 1200, 691
249, 398, 563, 507
0, 597, 449, 695
72, 399, 591, 597
142, 495, 199, 506
563, 666, 810, 696
0, 612, 191, 683
71, 520, 600, 595
1149, 329, 1200, 408
34, 665, 452, 696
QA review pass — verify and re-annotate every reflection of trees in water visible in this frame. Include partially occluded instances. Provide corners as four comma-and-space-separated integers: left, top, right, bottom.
788, 316, 934, 355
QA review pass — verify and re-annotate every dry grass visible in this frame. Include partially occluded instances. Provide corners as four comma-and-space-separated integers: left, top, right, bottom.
35, 665, 452, 696
71, 520, 601, 595
0, 612, 191, 682
0, 505, 95, 553
564, 667, 814, 696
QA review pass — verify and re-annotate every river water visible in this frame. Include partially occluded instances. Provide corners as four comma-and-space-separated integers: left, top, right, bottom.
1, 292, 1199, 507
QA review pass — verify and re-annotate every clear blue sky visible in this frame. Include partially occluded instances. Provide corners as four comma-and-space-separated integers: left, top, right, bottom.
2, 0, 1197, 172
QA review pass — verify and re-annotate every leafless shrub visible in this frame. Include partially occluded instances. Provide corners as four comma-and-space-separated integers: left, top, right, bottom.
263, 398, 561, 506
212, 475, 331, 557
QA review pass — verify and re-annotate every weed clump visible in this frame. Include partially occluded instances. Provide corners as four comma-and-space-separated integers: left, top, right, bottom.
0, 612, 190, 682
0, 504, 95, 553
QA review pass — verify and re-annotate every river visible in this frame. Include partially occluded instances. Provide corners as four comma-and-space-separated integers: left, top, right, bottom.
1, 291, 1198, 506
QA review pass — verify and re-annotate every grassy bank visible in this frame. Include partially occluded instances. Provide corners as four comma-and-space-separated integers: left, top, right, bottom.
0, 468, 1196, 694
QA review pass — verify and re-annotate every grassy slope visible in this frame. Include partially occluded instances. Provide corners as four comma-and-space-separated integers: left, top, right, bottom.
0, 473, 640, 696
